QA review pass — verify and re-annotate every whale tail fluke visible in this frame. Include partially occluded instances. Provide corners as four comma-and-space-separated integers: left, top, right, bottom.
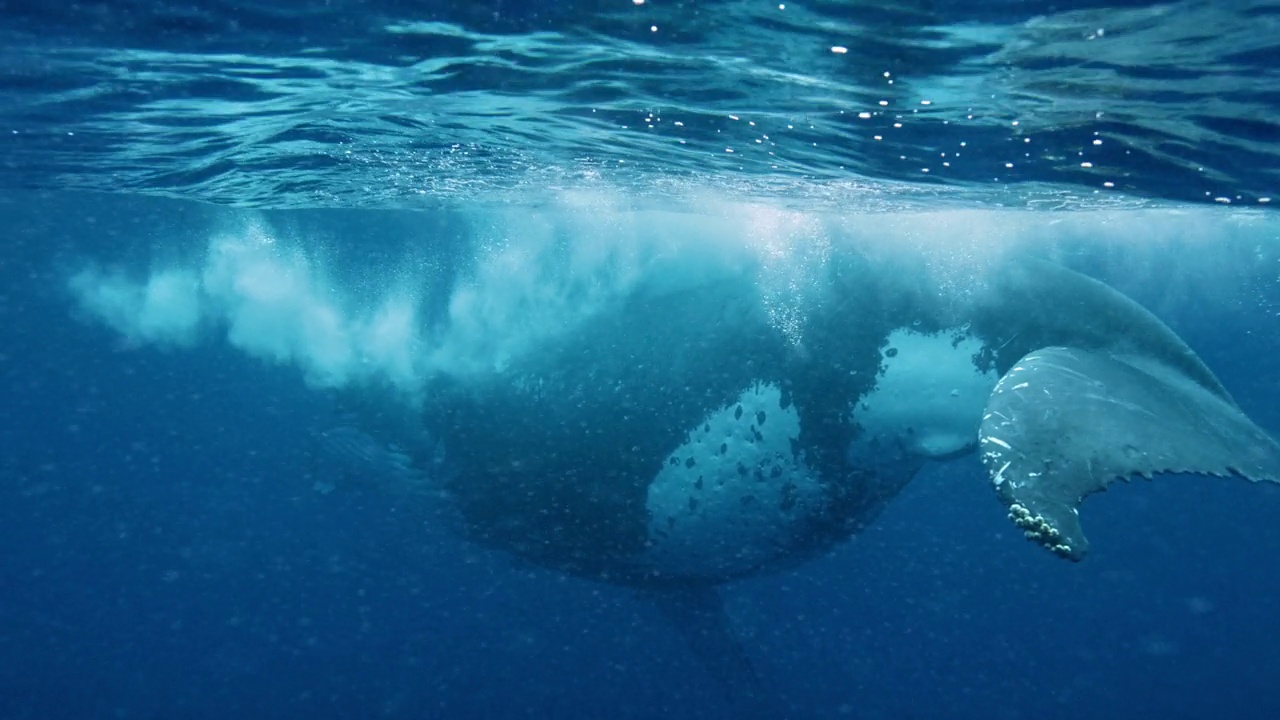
979, 346, 1280, 560
649, 585, 788, 718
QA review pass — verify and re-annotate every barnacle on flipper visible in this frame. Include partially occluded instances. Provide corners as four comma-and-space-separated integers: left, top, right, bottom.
1008, 503, 1073, 558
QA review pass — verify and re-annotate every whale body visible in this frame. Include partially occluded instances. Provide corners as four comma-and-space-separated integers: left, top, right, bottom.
416, 248, 1280, 583
351, 239, 1280, 706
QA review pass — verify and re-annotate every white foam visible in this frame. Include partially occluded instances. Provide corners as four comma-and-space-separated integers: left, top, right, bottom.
70, 205, 1235, 401
66, 208, 761, 392
70, 267, 205, 346
69, 219, 427, 392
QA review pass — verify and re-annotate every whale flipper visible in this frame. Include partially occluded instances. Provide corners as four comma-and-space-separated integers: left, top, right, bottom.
979, 346, 1280, 560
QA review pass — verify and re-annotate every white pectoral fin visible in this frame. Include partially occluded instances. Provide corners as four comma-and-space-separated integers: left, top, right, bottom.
980, 347, 1280, 561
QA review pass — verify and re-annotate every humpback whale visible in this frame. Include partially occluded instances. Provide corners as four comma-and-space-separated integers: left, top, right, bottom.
418, 249, 1280, 575
356, 240, 1280, 704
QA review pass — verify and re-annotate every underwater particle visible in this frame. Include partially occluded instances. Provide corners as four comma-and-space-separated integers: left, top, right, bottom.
1186, 597, 1214, 614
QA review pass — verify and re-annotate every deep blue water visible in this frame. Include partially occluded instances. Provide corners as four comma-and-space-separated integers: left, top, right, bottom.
3, 2, 1280, 719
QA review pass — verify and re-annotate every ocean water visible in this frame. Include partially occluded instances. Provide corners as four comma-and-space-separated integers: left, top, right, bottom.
3, 1, 1280, 719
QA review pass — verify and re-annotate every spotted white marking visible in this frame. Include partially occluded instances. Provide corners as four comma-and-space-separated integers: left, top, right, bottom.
644, 383, 825, 577
848, 328, 1000, 464
984, 436, 1011, 450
